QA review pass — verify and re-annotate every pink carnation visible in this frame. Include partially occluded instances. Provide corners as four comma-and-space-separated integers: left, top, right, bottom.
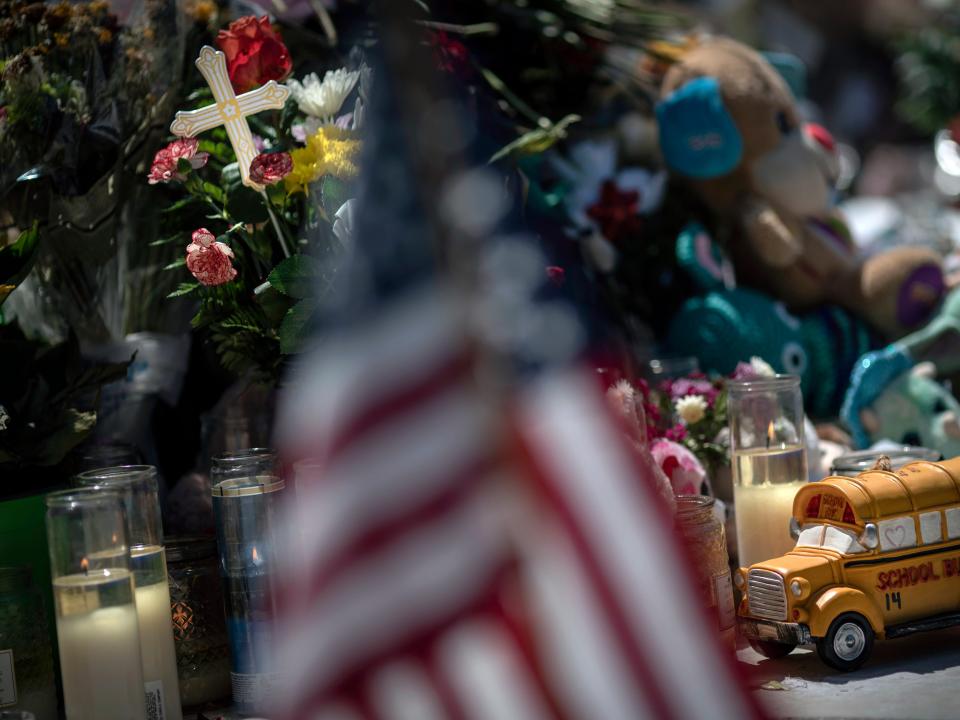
185, 228, 237, 286
669, 377, 718, 405
650, 438, 707, 496
148, 138, 209, 184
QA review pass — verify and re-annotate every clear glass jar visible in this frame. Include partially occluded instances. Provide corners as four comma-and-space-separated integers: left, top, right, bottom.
728, 375, 808, 566
675, 496, 736, 650
166, 537, 230, 709
210, 449, 278, 487
831, 446, 941, 477
45, 488, 146, 720
210, 450, 285, 715
73, 466, 181, 720
0, 567, 57, 720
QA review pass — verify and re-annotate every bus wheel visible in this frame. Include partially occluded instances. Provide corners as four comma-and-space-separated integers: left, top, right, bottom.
816, 612, 874, 672
748, 639, 795, 659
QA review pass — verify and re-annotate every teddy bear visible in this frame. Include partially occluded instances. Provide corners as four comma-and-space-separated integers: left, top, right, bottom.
655, 37, 944, 340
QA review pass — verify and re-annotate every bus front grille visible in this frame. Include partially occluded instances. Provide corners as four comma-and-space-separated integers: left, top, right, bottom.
747, 569, 787, 621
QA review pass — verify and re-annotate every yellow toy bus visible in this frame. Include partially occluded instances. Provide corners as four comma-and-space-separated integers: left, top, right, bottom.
736, 456, 960, 671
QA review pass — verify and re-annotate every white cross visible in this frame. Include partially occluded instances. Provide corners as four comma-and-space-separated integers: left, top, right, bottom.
170, 46, 291, 191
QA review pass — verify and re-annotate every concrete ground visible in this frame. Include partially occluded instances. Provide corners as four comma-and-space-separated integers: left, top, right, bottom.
738, 627, 960, 719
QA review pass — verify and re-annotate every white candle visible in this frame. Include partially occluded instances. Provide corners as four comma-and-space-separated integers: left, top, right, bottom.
131, 546, 182, 720
54, 570, 147, 720
733, 444, 808, 567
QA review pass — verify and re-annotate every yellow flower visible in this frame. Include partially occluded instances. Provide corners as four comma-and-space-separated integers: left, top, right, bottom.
285, 126, 361, 194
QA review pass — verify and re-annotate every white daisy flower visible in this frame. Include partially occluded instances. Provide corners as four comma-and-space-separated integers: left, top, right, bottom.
675, 394, 707, 425
287, 68, 360, 122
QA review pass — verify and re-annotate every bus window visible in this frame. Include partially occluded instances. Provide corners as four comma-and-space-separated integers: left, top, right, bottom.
795, 524, 865, 554
878, 517, 917, 551
797, 524, 825, 547
823, 525, 866, 554
919, 511, 943, 545
946, 508, 960, 540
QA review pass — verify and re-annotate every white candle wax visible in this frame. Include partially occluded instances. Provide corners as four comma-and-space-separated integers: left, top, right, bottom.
733, 445, 808, 567
54, 570, 147, 720
131, 546, 182, 720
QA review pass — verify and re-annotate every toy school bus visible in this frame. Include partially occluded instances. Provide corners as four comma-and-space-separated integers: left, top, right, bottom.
736, 456, 960, 671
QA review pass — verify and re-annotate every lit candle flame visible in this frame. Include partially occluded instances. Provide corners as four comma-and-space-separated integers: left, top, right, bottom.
251, 546, 260, 564
767, 420, 775, 448
81, 557, 89, 575
111, 533, 117, 544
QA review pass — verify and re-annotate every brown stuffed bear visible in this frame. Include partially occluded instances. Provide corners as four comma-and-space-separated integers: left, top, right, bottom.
656, 37, 944, 339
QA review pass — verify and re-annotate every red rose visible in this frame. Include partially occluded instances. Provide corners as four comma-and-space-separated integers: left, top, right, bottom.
216, 16, 292, 93
249, 151, 292, 186
186, 228, 237, 286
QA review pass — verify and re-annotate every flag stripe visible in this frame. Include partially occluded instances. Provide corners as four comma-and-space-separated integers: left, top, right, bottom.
282, 497, 512, 716
516, 369, 760, 720
327, 347, 475, 461
513, 403, 681, 720
299, 455, 498, 605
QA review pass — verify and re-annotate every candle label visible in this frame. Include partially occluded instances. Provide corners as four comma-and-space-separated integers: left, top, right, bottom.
232, 671, 279, 709
712, 572, 736, 630
145, 680, 167, 720
0, 649, 16, 707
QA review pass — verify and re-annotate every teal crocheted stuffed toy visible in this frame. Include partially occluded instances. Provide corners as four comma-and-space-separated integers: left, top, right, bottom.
665, 223, 875, 417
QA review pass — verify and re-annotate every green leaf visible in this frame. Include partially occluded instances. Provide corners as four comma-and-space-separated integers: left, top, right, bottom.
226, 186, 268, 224
0, 222, 39, 307
279, 298, 317, 354
161, 195, 203, 215
203, 182, 226, 204
489, 114, 581, 163
149, 233, 184, 247
267, 254, 321, 299
222, 162, 241, 190
163, 257, 186, 271
321, 175, 351, 219
167, 282, 201, 298
177, 157, 193, 175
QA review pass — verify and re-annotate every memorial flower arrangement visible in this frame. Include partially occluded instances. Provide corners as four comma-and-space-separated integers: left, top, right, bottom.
634, 356, 777, 479
0, 0, 178, 195
152, 14, 366, 382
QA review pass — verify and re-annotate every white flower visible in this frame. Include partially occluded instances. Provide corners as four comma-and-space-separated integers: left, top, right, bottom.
0, 405, 8, 431
675, 394, 708, 425
287, 68, 360, 121
750, 356, 776, 378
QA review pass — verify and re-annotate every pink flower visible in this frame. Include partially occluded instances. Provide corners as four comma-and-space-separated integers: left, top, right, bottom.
669, 377, 718, 405
147, 138, 209, 184
185, 228, 237, 286
650, 438, 707, 496
663, 423, 687, 442
249, 152, 292, 186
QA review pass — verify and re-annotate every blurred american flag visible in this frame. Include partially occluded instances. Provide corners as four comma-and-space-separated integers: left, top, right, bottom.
273, 7, 761, 719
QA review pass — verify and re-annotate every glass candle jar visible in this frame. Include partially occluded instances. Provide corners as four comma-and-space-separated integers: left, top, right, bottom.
45, 488, 146, 720
74, 466, 181, 720
831, 446, 941, 477
728, 375, 808, 567
166, 537, 230, 709
210, 450, 285, 715
675, 496, 736, 649
0, 567, 57, 720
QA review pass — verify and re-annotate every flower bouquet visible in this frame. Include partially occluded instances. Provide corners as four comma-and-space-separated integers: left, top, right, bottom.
153, 14, 365, 382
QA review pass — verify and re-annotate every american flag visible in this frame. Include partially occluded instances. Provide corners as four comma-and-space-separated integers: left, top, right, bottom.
274, 9, 761, 720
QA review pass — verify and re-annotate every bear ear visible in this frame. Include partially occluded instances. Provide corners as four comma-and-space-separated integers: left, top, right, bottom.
656, 76, 743, 179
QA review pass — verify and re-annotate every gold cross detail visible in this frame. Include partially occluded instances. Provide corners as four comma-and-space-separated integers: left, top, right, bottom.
170, 46, 290, 190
